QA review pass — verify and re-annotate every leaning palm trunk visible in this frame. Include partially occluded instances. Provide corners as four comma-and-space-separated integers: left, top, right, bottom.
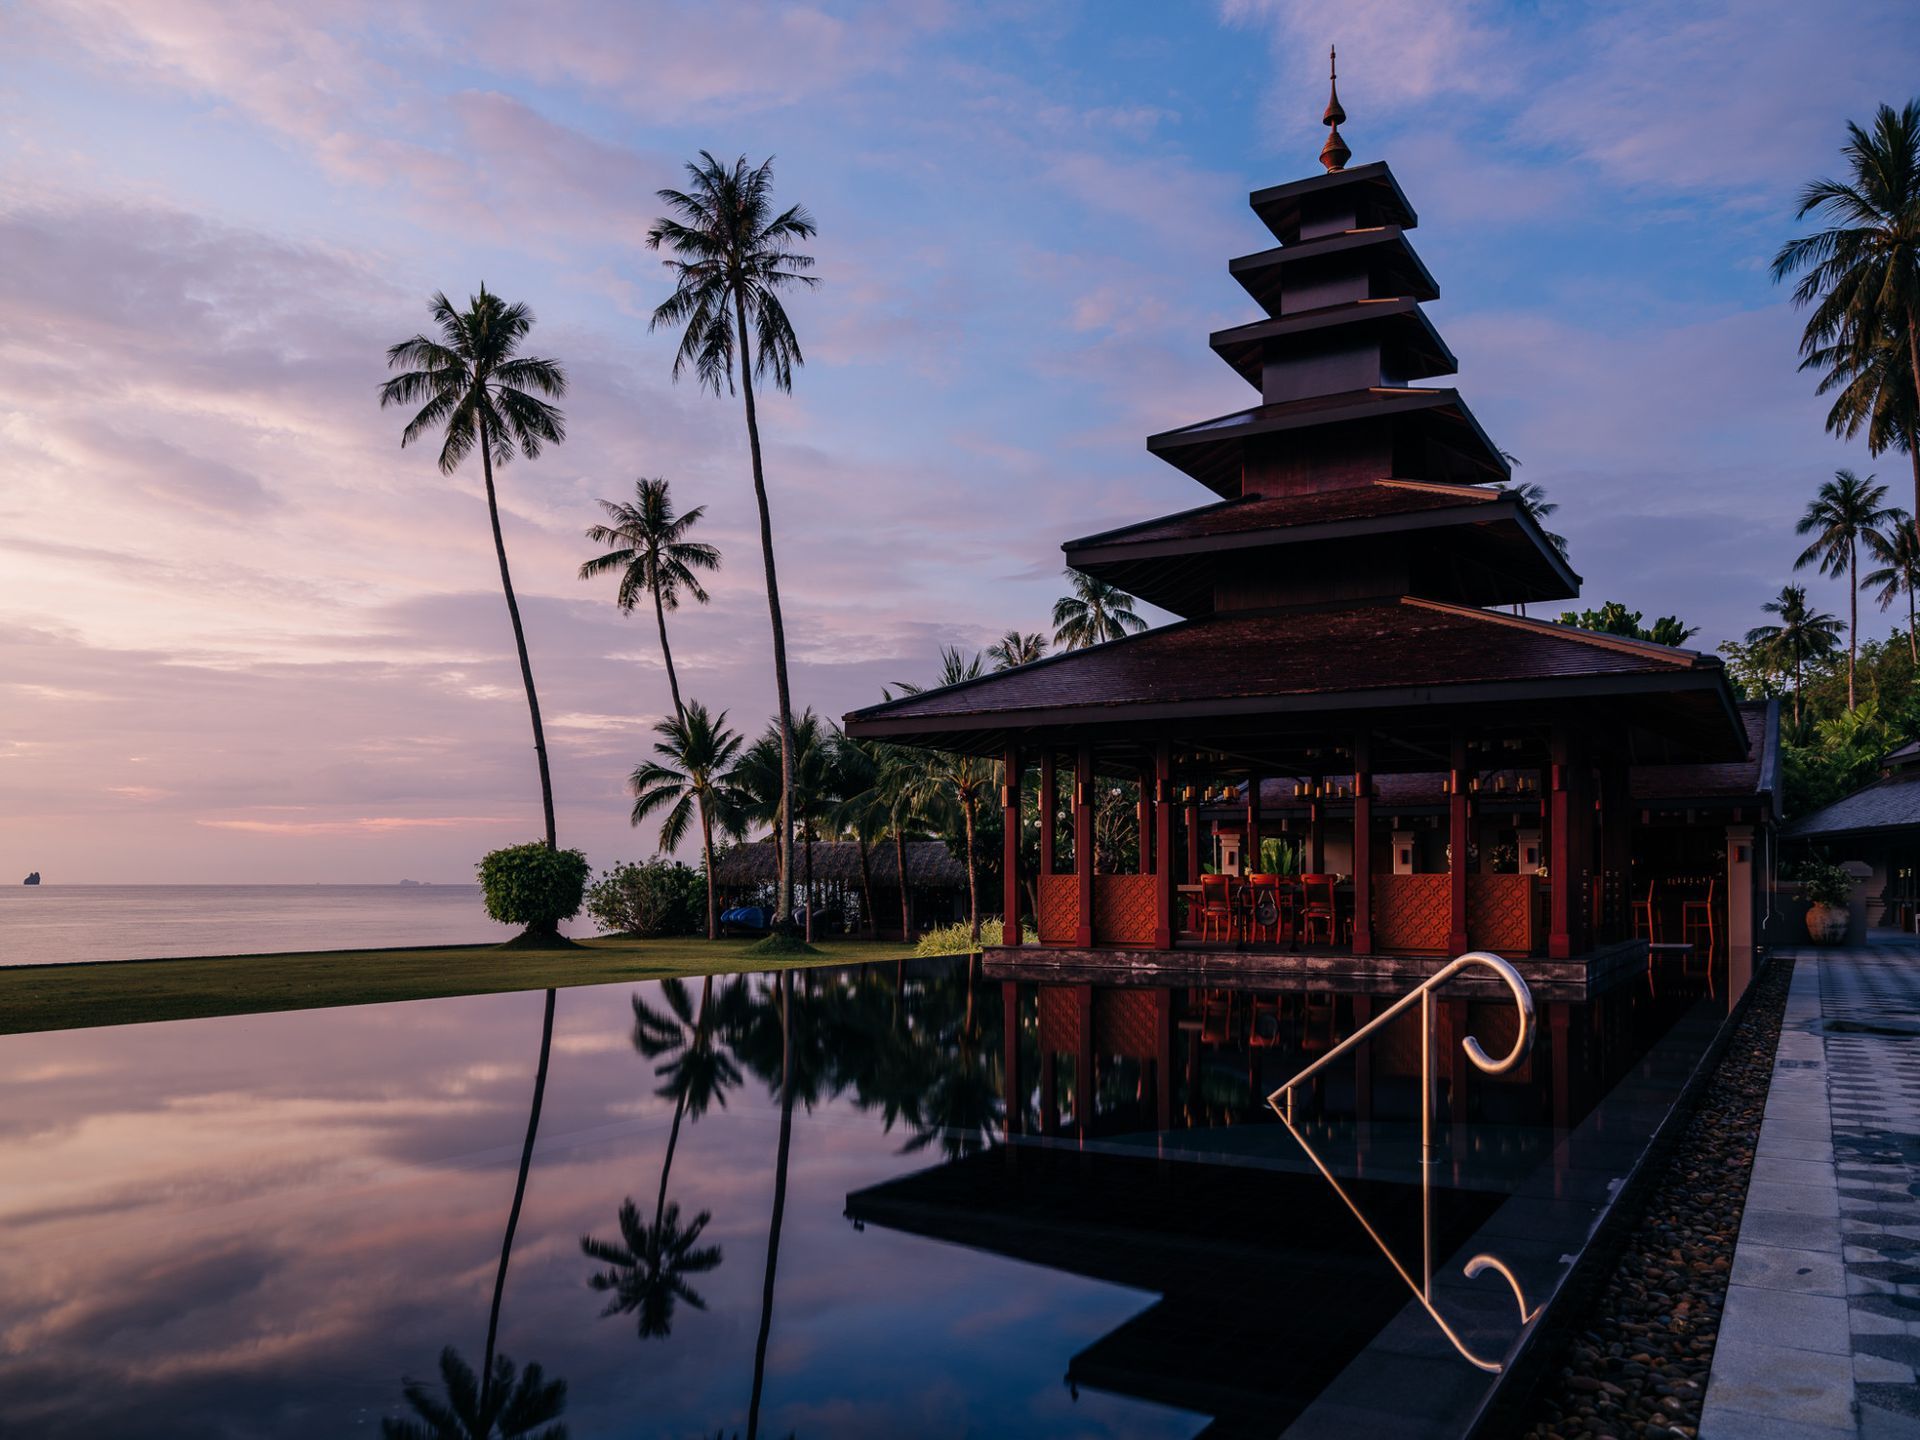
1909, 307, 1920, 550
802, 823, 815, 943
734, 288, 797, 928
855, 836, 876, 939
651, 576, 685, 723
961, 796, 979, 944
747, 972, 795, 1440
481, 987, 556, 1415
893, 825, 911, 942
699, 798, 717, 940
479, 412, 557, 850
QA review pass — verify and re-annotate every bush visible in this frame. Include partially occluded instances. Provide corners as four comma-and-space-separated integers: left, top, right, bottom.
477, 842, 590, 934
1799, 859, 1854, 909
913, 917, 1039, 956
585, 859, 706, 937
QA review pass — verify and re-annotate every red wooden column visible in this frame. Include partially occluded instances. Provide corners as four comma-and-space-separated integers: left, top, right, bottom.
1002, 745, 1022, 947
1074, 742, 1095, 948
1449, 732, 1471, 955
1549, 723, 1574, 959
1184, 803, 1201, 882
1309, 786, 1325, 873
1154, 741, 1175, 948
1137, 767, 1153, 876
1244, 777, 1259, 875
1039, 750, 1056, 878
1352, 733, 1374, 954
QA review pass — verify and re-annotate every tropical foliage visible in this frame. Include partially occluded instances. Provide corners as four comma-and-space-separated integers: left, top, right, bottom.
1052, 570, 1147, 650
584, 859, 707, 938
476, 843, 590, 935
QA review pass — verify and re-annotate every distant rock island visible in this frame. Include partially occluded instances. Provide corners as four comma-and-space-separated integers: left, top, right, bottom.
22, 871, 40, 885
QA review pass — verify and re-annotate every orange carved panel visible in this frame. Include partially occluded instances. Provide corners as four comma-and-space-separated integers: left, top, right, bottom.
1095, 989, 1163, 1059
1036, 873, 1081, 945
1373, 873, 1450, 952
1092, 873, 1157, 948
1468, 874, 1535, 954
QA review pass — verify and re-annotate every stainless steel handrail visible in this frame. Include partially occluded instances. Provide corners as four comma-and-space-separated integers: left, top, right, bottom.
1264, 951, 1539, 1372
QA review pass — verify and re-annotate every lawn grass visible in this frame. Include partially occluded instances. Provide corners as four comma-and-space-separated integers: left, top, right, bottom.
0, 935, 911, 1038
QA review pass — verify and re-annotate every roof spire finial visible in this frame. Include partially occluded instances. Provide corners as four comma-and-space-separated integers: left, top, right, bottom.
1319, 44, 1351, 173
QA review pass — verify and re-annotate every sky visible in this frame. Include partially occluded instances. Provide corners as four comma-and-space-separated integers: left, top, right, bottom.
2, 0, 1918, 884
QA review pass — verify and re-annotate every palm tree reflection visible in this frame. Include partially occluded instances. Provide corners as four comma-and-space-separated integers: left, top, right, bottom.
582, 1197, 723, 1338
382, 1346, 567, 1439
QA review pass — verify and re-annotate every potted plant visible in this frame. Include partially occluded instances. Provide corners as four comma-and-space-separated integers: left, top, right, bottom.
1802, 861, 1853, 944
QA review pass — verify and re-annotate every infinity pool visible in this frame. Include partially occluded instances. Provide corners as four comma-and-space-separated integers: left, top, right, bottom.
0, 953, 1748, 1438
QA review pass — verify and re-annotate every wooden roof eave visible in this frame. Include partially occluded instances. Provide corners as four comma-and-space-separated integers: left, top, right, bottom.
1207, 299, 1458, 390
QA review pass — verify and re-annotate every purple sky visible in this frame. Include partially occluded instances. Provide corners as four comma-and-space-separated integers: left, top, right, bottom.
3, 0, 1917, 883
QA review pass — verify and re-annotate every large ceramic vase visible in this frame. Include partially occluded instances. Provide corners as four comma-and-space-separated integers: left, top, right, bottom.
1806, 903, 1848, 944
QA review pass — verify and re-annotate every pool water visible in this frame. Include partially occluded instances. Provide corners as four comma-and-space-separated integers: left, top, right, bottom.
0, 953, 1747, 1438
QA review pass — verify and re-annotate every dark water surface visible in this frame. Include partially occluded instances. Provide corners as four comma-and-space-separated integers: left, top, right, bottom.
0, 954, 1747, 1438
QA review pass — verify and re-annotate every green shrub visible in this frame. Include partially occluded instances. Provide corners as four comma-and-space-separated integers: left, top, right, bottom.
913, 917, 1039, 956
477, 842, 590, 934
1799, 859, 1854, 909
585, 860, 706, 937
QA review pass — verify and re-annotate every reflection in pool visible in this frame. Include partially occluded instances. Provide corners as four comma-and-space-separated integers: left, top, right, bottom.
0, 952, 1745, 1438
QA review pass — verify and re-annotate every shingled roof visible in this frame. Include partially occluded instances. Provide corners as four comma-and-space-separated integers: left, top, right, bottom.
710, 840, 964, 889
1786, 777, 1920, 841
846, 598, 1741, 757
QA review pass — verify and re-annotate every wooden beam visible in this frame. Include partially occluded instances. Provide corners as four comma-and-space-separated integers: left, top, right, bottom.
1449, 730, 1470, 955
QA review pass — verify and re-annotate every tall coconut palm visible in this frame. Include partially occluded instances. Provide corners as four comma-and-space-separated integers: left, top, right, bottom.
579, 478, 720, 724
649, 153, 818, 929
627, 702, 745, 940
1774, 101, 1920, 541
826, 729, 889, 938
1746, 584, 1844, 729
1052, 571, 1147, 650
381, 287, 568, 849
581, 1197, 723, 1340
877, 743, 928, 943
987, 630, 1047, 669
383, 1346, 567, 1440
1795, 468, 1897, 708
1498, 479, 1570, 557
890, 649, 996, 943
1804, 323, 1919, 530
1865, 511, 1920, 663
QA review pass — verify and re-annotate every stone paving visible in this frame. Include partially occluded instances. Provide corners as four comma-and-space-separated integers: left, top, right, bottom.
1702, 941, 1920, 1440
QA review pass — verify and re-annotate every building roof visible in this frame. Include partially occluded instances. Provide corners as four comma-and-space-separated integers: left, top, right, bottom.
845, 598, 1743, 759
1208, 297, 1455, 390
1060, 480, 1579, 617
710, 840, 964, 889
1786, 775, 1920, 842
1228, 226, 1438, 314
1248, 160, 1418, 243
1145, 386, 1509, 496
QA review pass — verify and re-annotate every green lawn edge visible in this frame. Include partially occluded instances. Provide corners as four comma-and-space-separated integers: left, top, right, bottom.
0, 936, 914, 1038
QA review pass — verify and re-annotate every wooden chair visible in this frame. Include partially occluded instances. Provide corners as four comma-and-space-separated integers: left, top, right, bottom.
1197, 987, 1235, 1045
1631, 878, 1659, 943
1247, 873, 1283, 944
1247, 990, 1285, 1048
1199, 874, 1237, 944
1680, 877, 1717, 956
1300, 873, 1339, 947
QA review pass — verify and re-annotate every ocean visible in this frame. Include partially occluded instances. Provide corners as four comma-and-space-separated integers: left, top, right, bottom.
0, 885, 518, 967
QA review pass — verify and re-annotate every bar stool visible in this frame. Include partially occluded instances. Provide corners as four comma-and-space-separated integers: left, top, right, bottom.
1631, 878, 1659, 942
1680, 877, 1716, 956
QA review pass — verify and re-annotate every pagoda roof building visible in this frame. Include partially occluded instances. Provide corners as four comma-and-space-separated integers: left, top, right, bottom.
847, 69, 1755, 979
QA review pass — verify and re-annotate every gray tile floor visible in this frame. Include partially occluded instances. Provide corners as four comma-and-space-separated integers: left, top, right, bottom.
1703, 943, 1920, 1440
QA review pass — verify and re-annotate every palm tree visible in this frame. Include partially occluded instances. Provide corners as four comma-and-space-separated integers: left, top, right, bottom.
381, 288, 568, 849
1774, 101, 1920, 540
581, 1197, 723, 1340
383, 1346, 566, 1439
1051, 571, 1147, 650
890, 649, 996, 943
1746, 584, 1844, 728
628, 703, 745, 940
630, 977, 742, 1208
649, 153, 818, 930
877, 743, 928, 943
734, 712, 831, 942
1865, 511, 1920, 663
480, 989, 557, 1422
826, 730, 889, 938
1804, 322, 1919, 532
579, 478, 720, 723
987, 630, 1047, 669
1499, 479, 1570, 556
1795, 468, 1897, 708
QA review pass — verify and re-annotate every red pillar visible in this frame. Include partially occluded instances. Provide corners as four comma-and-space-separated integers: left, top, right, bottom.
1352, 733, 1373, 954
1449, 732, 1470, 955
1039, 751, 1056, 877
1002, 980, 1022, 1139
1309, 790, 1325, 874
1245, 777, 1259, 875
1184, 804, 1201, 883
1137, 767, 1152, 876
1075, 742, 1095, 948
1002, 745, 1021, 947
1549, 724, 1574, 959
1154, 741, 1175, 948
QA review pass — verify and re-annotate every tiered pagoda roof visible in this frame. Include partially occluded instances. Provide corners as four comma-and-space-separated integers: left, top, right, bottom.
848, 71, 1744, 769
